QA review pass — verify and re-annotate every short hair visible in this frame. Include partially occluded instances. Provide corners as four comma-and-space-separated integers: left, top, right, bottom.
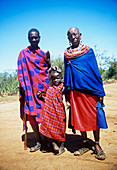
28, 28, 40, 40
67, 27, 79, 36
49, 66, 62, 78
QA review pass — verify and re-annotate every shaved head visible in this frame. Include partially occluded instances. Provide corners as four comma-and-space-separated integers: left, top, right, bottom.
67, 27, 79, 36
67, 27, 82, 48
28, 28, 40, 40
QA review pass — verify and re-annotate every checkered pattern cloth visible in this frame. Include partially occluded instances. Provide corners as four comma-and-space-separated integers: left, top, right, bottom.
40, 83, 66, 141
17, 46, 50, 125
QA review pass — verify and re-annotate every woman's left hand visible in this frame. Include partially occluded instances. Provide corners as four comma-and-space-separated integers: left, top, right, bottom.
99, 96, 104, 103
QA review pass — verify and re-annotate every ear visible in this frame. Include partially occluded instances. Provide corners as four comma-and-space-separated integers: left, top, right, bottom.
68, 36, 72, 42
28, 38, 31, 43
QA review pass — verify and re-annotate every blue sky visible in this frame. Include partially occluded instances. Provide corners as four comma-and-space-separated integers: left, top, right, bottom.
0, 0, 117, 72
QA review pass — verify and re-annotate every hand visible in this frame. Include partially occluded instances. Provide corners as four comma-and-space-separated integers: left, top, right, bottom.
66, 101, 71, 110
37, 91, 45, 102
37, 91, 42, 98
61, 87, 65, 93
98, 96, 104, 103
20, 87, 25, 97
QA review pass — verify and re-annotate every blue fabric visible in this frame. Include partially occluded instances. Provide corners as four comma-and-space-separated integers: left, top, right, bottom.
64, 48, 105, 97
96, 101, 108, 129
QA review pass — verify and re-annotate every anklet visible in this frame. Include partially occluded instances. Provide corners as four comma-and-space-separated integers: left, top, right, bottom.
37, 142, 41, 146
95, 141, 99, 145
83, 140, 88, 143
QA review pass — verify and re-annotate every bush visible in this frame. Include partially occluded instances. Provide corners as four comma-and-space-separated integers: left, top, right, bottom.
0, 71, 19, 96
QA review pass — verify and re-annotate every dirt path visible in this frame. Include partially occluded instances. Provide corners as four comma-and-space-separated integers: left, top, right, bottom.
0, 84, 117, 170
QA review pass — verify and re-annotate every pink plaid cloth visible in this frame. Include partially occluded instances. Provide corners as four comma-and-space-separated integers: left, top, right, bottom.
40, 83, 66, 141
17, 46, 50, 127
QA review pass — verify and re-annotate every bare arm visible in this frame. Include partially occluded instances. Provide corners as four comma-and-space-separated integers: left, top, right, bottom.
65, 90, 71, 109
46, 51, 51, 70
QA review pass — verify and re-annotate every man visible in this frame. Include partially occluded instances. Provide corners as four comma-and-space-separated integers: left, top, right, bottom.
18, 28, 51, 152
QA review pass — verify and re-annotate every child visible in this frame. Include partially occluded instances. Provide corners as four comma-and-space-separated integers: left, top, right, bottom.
37, 66, 66, 155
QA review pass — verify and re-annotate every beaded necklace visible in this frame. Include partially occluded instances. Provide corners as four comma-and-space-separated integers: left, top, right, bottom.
64, 43, 90, 60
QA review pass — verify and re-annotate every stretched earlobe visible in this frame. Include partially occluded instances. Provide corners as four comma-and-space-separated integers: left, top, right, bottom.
69, 41, 72, 47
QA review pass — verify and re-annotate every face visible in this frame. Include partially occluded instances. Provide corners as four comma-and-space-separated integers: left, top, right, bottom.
51, 72, 62, 86
29, 31, 40, 48
68, 27, 81, 48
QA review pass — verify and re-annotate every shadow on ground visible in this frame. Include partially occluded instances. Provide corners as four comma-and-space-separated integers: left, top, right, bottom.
22, 133, 95, 153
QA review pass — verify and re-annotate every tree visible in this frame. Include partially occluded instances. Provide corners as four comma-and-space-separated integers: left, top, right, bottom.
0, 70, 19, 96
94, 46, 117, 80
108, 61, 117, 79
51, 55, 64, 82
94, 46, 112, 71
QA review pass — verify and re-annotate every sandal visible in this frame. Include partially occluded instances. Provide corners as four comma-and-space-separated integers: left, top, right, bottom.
74, 147, 89, 156
52, 142, 59, 154
95, 149, 106, 160
30, 143, 41, 152
56, 148, 65, 156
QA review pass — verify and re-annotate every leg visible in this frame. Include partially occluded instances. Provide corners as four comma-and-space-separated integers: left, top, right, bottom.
41, 135, 50, 153
93, 129, 105, 160
93, 129, 100, 150
80, 131, 87, 144
81, 131, 90, 147
31, 124, 42, 144
51, 139, 59, 154
74, 131, 89, 156
24, 113, 27, 150
28, 115, 42, 152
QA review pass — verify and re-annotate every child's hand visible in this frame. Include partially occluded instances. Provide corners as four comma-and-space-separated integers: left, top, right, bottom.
37, 91, 42, 98
66, 101, 71, 110
61, 87, 65, 93
37, 91, 45, 102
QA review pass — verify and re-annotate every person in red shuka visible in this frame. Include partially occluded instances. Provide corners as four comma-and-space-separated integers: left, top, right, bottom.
37, 66, 67, 155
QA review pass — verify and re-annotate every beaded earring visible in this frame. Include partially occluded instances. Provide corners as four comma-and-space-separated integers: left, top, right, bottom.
69, 41, 72, 48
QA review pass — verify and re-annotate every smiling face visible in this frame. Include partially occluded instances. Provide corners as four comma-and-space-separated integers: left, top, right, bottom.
51, 72, 62, 86
28, 31, 40, 49
67, 27, 81, 48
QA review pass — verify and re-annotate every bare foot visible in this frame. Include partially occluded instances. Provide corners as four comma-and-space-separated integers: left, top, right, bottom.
52, 142, 59, 154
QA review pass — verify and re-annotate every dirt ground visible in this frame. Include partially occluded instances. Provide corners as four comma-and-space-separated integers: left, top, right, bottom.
0, 83, 117, 170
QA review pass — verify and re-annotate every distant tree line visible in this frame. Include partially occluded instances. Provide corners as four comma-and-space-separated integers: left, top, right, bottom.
0, 71, 19, 96
0, 49, 117, 96
94, 46, 117, 80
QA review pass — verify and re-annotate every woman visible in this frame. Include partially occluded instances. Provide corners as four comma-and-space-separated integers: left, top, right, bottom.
64, 27, 107, 160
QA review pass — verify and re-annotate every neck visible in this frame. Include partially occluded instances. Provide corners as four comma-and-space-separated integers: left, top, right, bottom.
71, 42, 80, 49
31, 45, 39, 50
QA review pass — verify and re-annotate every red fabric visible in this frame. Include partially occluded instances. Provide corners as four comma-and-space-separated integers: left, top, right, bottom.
40, 83, 66, 141
28, 115, 38, 127
18, 46, 50, 123
70, 89, 99, 131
